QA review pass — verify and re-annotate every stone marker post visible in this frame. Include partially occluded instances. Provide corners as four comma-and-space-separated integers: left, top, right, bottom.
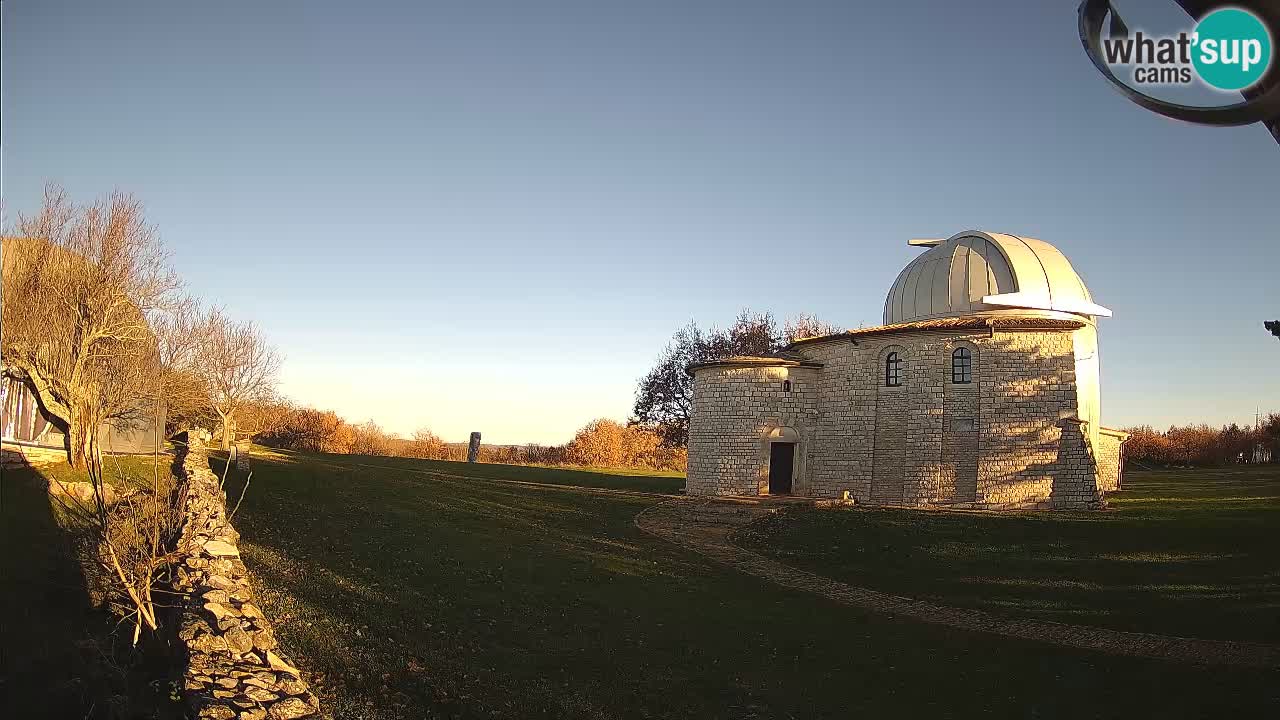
235, 441, 251, 470
467, 432, 481, 463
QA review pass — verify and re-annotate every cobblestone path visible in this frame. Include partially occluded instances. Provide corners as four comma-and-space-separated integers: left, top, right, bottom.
635, 497, 1280, 668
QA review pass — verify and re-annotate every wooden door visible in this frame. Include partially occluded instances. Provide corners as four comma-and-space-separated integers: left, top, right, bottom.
768, 442, 795, 495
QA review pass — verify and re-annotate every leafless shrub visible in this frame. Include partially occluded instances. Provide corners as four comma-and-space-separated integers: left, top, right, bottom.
782, 313, 842, 343
349, 420, 395, 456
45, 410, 182, 645
402, 427, 447, 459
94, 454, 181, 640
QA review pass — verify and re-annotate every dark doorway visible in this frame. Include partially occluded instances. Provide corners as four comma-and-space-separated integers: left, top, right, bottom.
768, 442, 795, 495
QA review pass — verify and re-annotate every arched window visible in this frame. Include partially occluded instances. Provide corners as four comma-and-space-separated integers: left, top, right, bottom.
885, 352, 902, 387
952, 347, 972, 384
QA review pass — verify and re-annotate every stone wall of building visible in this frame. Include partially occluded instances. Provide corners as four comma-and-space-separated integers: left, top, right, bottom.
972, 330, 1082, 509
1096, 429, 1127, 492
686, 324, 1110, 509
686, 364, 819, 496
172, 438, 320, 720
1049, 419, 1105, 509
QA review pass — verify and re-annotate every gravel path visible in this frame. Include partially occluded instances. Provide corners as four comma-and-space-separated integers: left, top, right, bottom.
634, 497, 1280, 668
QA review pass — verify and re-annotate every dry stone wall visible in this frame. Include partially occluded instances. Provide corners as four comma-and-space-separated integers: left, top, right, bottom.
687, 325, 1123, 509
173, 438, 320, 720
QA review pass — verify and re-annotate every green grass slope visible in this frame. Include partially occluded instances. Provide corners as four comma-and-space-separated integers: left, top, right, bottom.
216, 452, 1278, 719
739, 466, 1280, 644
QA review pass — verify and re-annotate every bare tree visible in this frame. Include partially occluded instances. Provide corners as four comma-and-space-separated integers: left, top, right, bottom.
632, 321, 705, 447
234, 397, 293, 444
633, 310, 839, 446
193, 309, 282, 450
2, 185, 179, 467
783, 313, 842, 343
151, 296, 215, 434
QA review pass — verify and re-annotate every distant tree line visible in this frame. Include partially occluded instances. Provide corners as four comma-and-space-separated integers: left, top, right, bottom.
1122, 415, 1279, 467
250, 403, 687, 471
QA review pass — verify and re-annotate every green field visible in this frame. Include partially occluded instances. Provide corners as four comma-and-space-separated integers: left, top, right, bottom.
211, 451, 1278, 718
738, 466, 1280, 644
5, 451, 1278, 718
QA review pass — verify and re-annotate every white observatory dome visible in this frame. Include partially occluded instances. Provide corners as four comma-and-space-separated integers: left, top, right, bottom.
883, 231, 1110, 325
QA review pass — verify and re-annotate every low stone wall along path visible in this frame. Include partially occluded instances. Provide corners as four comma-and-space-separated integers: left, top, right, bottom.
173, 439, 321, 720
635, 497, 1280, 669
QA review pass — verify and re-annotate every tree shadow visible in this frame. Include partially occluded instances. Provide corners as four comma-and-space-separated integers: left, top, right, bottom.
1, 462, 106, 717
0, 461, 180, 719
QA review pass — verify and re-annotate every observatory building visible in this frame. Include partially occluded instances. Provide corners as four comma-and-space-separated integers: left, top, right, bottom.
685, 231, 1127, 510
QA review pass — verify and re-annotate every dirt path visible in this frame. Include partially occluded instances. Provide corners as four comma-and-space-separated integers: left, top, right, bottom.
635, 497, 1280, 669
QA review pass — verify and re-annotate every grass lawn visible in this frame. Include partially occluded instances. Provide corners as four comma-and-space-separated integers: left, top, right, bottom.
215, 451, 1278, 719
739, 466, 1280, 644
255, 447, 685, 495
1, 453, 181, 719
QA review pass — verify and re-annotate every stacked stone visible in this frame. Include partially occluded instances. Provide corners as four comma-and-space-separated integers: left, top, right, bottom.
1049, 420, 1105, 509
173, 438, 319, 720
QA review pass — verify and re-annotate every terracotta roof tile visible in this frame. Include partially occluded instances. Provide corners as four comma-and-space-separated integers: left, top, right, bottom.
787, 315, 1086, 346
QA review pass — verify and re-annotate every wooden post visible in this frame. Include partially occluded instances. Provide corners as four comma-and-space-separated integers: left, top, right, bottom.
467, 432, 481, 463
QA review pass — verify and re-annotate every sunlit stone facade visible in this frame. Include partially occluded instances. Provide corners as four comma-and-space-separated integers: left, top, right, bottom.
685, 231, 1127, 510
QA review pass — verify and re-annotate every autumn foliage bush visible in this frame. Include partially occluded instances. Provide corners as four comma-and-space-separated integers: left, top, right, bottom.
1123, 414, 1279, 467
255, 405, 354, 454
563, 419, 686, 470
254, 406, 686, 472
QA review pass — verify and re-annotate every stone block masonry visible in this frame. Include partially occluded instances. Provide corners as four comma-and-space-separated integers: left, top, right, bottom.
685, 233, 1123, 510
687, 326, 1124, 510
1096, 429, 1127, 492
173, 438, 320, 720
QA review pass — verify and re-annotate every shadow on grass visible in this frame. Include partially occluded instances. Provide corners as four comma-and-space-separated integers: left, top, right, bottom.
1, 460, 180, 720
740, 465, 1280, 644
217, 451, 1280, 719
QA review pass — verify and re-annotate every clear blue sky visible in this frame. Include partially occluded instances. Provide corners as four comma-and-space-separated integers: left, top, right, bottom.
3, 0, 1276, 444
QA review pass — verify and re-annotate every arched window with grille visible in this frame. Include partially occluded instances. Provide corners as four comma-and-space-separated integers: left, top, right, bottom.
952, 347, 972, 384
885, 352, 902, 387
